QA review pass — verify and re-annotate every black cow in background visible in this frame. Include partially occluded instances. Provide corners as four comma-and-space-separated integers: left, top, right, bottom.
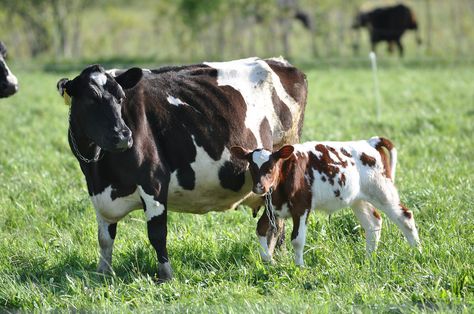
352, 4, 422, 57
0, 41, 18, 98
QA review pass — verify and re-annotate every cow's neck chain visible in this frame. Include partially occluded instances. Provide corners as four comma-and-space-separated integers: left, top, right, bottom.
68, 107, 103, 163
265, 187, 277, 233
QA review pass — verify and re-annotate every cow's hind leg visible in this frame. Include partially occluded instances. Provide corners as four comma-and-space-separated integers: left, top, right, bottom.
139, 186, 172, 282
96, 212, 117, 274
351, 200, 382, 254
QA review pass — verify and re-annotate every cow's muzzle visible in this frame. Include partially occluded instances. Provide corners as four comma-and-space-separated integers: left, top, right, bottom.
113, 128, 133, 151
0, 81, 18, 98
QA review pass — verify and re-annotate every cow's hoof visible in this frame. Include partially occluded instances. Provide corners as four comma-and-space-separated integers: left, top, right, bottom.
259, 250, 273, 263
97, 263, 114, 275
157, 262, 173, 283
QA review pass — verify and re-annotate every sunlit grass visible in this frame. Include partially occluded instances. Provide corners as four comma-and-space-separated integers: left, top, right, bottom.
0, 60, 472, 311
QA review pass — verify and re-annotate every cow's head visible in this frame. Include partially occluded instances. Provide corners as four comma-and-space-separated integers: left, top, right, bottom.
57, 64, 142, 152
351, 12, 369, 29
231, 145, 294, 195
0, 41, 18, 98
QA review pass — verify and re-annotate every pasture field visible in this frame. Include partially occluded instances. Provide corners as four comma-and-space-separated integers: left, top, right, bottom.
0, 58, 472, 312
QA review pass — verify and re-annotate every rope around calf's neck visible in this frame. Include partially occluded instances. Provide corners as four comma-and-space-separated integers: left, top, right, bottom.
265, 187, 277, 234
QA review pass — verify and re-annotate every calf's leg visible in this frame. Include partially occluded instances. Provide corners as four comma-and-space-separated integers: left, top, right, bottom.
291, 210, 309, 266
256, 212, 272, 262
351, 200, 382, 254
139, 186, 172, 282
96, 213, 117, 274
369, 182, 420, 248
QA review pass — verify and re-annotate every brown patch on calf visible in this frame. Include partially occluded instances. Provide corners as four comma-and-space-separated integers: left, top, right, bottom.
338, 173, 346, 186
400, 204, 412, 219
326, 145, 348, 168
360, 153, 376, 167
374, 137, 394, 179
310, 144, 342, 186
270, 152, 313, 219
372, 209, 381, 220
340, 147, 352, 158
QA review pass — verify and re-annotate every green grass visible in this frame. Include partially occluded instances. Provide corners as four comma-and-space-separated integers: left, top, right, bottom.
0, 58, 473, 312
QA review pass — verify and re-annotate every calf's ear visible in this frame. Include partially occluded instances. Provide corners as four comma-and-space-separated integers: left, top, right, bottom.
275, 145, 294, 160
230, 146, 251, 160
115, 67, 143, 90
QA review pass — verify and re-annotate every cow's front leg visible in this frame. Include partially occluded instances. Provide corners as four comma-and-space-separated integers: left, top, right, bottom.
139, 186, 172, 282
96, 212, 117, 274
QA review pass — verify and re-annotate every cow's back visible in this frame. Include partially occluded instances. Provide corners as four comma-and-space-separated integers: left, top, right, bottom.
120, 57, 307, 213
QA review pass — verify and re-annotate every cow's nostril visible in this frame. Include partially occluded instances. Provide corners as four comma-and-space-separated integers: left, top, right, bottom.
120, 129, 131, 139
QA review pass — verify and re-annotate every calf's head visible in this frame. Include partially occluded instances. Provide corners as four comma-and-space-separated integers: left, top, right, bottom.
57, 65, 142, 152
0, 41, 18, 98
231, 145, 294, 195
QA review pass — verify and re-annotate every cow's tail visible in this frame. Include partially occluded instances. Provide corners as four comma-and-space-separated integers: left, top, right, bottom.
369, 137, 397, 181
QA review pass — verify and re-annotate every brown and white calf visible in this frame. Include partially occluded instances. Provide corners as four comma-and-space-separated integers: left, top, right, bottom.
231, 137, 420, 265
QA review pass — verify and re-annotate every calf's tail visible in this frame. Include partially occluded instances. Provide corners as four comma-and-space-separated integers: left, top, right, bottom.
369, 137, 397, 181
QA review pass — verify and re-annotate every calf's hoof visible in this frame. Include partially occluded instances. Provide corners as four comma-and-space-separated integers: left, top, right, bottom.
157, 262, 173, 283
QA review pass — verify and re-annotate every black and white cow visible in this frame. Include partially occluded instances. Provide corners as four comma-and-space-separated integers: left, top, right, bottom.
57, 57, 307, 281
0, 41, 18, 98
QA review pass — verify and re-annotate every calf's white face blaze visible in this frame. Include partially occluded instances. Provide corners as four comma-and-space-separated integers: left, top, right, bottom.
252, 150, 271, 169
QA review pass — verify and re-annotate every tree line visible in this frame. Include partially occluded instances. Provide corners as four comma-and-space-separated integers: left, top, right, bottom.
0, 0, 473, 62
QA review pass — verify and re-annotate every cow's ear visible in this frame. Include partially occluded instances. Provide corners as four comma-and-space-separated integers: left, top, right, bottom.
275, 145, 294, 160
230, 146, 251, 160
57, 78, 69, 97
115, 67, 143, 90
58, 77, 79, 96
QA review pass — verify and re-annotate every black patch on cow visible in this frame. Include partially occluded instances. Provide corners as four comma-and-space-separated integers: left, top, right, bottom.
259, 117, 273, 150
147, 215, 168, 264
219, 161, 246, 192
176, 164, 195, 190
334, 190, 340, 197
110, 185, 138, 201
108, 223, 117, 240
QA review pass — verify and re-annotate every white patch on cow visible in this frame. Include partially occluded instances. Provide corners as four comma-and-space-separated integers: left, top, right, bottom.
106, 69, 120, 77
90, 72, 107, 86
252, 149, 271, 169
91, 186, 141, 223
204, 57, 300, 147
138, 186, 165, 221
166, 95, 186, 107
107, 68, 151, 77
2, 61, 18, 86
